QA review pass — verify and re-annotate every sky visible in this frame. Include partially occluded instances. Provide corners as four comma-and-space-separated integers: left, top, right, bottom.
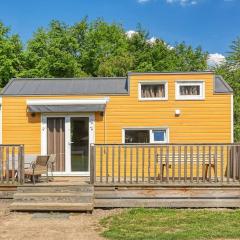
0, 0, 239, 65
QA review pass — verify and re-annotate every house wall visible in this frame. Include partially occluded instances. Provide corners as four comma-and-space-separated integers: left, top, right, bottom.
1, 73, 232, 155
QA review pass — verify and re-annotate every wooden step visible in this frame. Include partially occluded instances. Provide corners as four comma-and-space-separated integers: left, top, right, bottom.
11, 184, 94, 212
10, 202, 93, 211
17, 185, 93, 193
13, 192, 93, 203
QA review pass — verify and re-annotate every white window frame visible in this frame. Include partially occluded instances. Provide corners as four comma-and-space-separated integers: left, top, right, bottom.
175, 80, 205, 100
122, 127, 169, 144
41, 113, 95, 176
138, 81, 168, 101
150, 129, 168, 143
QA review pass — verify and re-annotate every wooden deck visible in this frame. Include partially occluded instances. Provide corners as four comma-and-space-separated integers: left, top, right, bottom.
90, 144, 240, 185
94, 185, 240, 208
1, 143, 240, 210
0, 176, 240, 209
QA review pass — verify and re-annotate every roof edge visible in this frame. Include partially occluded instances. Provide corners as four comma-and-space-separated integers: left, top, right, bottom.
0, 78, 15, 95
128, 71, 214, 76
214, 75, 233, 94
10, 77, 127, 80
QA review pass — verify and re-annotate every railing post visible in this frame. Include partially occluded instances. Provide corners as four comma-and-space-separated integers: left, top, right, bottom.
90, 144, 95, 184
18, 145, 25, 185
0, 146, 2, 184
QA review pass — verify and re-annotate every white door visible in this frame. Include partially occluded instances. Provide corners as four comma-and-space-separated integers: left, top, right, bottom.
42, 113, 95, 176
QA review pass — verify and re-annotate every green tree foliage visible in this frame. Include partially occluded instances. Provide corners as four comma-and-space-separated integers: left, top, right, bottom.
228, 37, 240, 69
0, 22, 23, 87
17, 19, 208, 78
20, 20, 86, 78
214, 37, 240, 141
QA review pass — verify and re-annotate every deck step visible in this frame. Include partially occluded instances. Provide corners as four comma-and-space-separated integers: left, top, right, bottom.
13, 193, 93, 203
11, 185, 94, 212
17, 185, 93, 193
10, 202, 93, 211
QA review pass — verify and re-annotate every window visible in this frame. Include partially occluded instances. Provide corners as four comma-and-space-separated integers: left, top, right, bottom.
139, 82, 167, 100
124, 130, 150, 143
176, 81, 204, 100
123, 128, 168, 144
152, 130, 166, 143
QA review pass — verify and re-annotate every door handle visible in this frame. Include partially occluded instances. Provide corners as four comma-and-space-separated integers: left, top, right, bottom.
69, 141, 74, 144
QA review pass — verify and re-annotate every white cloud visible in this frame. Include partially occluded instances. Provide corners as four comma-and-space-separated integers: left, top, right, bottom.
207, 53, 226, 67
138, 0, 233, 5
166, 0, 199, 6
126, 30, 137, 38
147, 37, 157, 44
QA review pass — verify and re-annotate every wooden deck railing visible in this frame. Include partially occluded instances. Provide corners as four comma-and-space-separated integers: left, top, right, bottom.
0, 145, 25, 185
90, 144, 240, 185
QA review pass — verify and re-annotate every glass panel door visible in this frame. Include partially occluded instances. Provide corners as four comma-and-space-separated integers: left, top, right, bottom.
70, 117, 89, 172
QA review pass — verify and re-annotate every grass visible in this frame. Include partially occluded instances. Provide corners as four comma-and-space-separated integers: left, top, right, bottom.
100, 208, 240, 240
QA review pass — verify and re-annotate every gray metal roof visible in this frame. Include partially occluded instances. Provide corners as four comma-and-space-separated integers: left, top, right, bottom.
128, 71, 214, 75
214, 75, 233, 94
0, 74, 232, 96
1, 77, 128, 96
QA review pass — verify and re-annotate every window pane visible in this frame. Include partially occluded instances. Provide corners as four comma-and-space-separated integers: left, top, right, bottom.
141, 84, 165, 98
125, 130, 150, 143
153, 130, 166, 142
180, 85, 200, 96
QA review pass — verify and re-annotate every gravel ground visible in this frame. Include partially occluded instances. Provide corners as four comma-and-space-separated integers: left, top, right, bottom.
0, 200, 123, 240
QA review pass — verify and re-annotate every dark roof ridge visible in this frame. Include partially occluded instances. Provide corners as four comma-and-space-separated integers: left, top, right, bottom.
128, 71, 214, 75
11, 77, 126, 80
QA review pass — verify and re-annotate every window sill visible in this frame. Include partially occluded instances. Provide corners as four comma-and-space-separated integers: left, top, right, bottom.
175, 97, 205, 101
138, 98, 168, 101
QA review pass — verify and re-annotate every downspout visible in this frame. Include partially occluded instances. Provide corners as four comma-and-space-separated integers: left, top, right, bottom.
104, 97, 110, 145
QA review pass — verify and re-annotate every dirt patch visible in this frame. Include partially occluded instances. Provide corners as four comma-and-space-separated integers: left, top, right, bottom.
0, 201, 123, 240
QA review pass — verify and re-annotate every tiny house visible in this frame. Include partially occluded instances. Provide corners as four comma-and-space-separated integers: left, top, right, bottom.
0, 71, 233, 177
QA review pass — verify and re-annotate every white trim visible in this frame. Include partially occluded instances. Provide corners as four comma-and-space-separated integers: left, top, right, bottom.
27, 98, 109, 106
41, 113, 95, 176
231, 94, 234, 143
41, 114, 47, 155
175, 80, 205, 100
122, 127, 169, 144
0, 97, 2, 144
65, 116, 71, 172
138, 81, 168, 101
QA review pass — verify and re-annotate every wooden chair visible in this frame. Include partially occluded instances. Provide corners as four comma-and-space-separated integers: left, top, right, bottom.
47, 154, 56, 180
24, 155, 49, 184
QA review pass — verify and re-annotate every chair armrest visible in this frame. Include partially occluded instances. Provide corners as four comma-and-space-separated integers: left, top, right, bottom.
30, 161, 36, 169
47, 161, 55, 172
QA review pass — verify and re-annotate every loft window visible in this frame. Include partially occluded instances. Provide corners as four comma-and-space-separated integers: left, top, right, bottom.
176, 81, 204, 100
139, 82, 168, 100
123, 129, 168, 144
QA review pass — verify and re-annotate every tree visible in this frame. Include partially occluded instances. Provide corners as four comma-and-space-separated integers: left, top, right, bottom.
0, 22, 23, 87
0, 18, 208, 85
81, 19, 133, 76
214, 36, 240, 141
20, 20, 86, 78
228, 37, 240, 69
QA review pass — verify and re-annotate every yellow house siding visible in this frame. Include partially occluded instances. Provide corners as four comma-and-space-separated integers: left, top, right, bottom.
102, 73, 231, 144
2, 73, 232, 157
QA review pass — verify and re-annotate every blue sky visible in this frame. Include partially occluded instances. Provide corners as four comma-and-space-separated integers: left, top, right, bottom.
0, 0, 239, 64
